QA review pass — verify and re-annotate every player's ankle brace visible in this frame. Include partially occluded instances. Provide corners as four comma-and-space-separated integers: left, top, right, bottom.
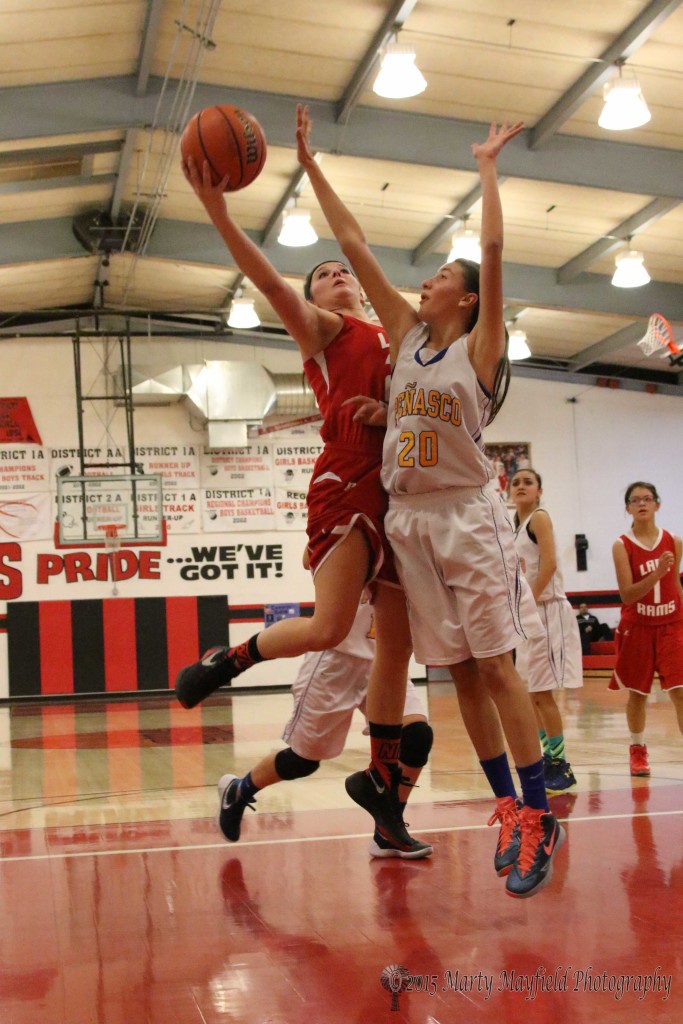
399, 721, 433, 768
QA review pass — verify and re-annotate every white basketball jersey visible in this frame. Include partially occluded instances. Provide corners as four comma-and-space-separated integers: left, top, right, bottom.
381, 324, 494, 494
514, 510, 566, 603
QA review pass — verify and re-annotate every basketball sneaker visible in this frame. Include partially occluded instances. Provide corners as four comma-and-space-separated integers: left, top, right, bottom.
175, 647, 232, 708
217, 774, 256, 842
629, 743, 650, 777
505, 805, 566, 899
544, 754, 577, 794
345, 766, 431, 855
488, 795, 521, 877
368, 826, 433, 860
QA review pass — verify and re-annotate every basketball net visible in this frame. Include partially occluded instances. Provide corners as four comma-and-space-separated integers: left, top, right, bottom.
97, 524, 125, 597
637, 313, 680, 357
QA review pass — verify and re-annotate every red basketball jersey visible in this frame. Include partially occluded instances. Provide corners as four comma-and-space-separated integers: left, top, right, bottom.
619, 529, 683, 626
303, 315, 390, 454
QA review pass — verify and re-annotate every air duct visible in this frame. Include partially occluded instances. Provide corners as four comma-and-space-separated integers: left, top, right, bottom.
125, 361, 317, 447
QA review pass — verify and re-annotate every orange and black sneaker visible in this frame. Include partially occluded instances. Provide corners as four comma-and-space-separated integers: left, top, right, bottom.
488, 795, 521, 877
629, 743, 650, 777
505, 805, 565, 898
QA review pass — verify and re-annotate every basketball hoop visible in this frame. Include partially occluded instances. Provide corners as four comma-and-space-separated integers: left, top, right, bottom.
637, 314, 680, 357
97, 523, 126, 596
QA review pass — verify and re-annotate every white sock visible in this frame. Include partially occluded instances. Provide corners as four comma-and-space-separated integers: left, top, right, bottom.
630, 732, 645, 746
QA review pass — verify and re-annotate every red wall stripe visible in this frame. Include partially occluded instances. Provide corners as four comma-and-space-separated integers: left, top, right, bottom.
165, 596, 200, 689
103, 599, 138, 692
39, 602, 74, 695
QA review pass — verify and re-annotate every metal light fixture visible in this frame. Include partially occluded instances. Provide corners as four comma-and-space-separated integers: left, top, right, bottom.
227, 295, 260, 329
508, 329, 531, 360
372, 41, 427, 99
611, 249, 650, 288
448, 221, 482, 264
598, 64, 651, 131
278, 200, 318, 247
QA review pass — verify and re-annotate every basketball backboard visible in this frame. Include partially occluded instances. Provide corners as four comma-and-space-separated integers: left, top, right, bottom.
56, 474, 165, 546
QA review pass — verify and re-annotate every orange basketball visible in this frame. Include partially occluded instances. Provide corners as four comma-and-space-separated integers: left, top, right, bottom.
180, 104, 267, 192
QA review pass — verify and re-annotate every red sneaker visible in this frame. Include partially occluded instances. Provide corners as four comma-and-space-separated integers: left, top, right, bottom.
488, 796, 521, 877
629, 743, 650, 777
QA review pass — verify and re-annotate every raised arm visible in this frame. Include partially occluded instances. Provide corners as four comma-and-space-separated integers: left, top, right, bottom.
467, 121, 524, 392
296, 104, 418, 361
182, 156, 341, 359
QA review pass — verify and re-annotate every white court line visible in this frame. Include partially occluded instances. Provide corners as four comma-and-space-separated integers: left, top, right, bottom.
1, 808, 682, 864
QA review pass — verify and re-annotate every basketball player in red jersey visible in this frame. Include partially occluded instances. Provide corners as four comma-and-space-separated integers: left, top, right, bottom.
176, 154, 429, 857
610, 481, 683, 777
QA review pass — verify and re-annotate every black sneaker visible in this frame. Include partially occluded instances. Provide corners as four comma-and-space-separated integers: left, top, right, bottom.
505, 805, 566, 898
175, 646, 232, 708
544, 755, 577, 794
217, 774, 256, 842
368, 826, 433, 860
487, 795, 521, 877
345, 767, 431, 854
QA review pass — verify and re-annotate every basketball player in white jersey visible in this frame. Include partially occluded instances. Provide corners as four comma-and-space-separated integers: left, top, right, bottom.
297, 105, 565, 898
217, 592, 434, 858
509, 467, 583, 794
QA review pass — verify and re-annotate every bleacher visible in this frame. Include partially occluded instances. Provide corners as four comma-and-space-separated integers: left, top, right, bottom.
582, 639, 616, 671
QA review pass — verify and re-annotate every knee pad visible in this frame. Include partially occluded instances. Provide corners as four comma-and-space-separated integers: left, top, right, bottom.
399, 721, 434, 768
274, 747, 320, 780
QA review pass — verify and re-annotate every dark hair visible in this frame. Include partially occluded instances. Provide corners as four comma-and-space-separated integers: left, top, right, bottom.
303, 260, 357, 301
454, 258, 510, 424
511, 467, 542, 489
510, 467, 542, 528
624, 481, 660, 505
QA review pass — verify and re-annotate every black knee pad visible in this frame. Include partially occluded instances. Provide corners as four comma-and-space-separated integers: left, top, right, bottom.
399, 721, 434, 768
274, 747, 320, 780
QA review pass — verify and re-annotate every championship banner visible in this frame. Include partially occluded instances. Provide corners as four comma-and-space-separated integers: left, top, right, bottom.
199, 443, 274, 488
0, 445, 50, 492
272, 435, 323, 490
201, 487, 276, 531
0, 492, 52, 541
273, 487, 308, 530
135, 445, 200, 489
0, 397, 42, 444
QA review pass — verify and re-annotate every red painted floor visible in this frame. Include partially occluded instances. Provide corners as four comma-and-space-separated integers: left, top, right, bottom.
1, 682, 682, 1023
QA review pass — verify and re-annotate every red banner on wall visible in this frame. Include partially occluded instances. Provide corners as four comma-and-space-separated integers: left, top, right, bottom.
0, 398, 42, 444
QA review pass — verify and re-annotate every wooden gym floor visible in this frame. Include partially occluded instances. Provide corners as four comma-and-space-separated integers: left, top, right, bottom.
1, 673, 681, 1024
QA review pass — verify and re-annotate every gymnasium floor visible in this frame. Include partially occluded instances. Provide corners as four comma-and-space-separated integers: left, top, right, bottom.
1, 674, 681, 1024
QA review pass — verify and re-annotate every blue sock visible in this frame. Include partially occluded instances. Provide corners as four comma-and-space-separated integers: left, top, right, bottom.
238, 772, 259, 802
516, 759, 549, 811
480, 752, 517, 800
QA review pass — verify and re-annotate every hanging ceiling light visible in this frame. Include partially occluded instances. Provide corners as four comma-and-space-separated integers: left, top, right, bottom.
598, 64, 651, 131
611, 249, 650, 288
508, 329, 531, 361
372, 41, 427, 99
227, 296, 260, 329
278, 204, 318, 247
448, 224, 481, 263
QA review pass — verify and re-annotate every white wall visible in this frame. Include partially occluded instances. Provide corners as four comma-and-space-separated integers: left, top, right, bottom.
488, 375, 683, 623
2, 336, 682, 696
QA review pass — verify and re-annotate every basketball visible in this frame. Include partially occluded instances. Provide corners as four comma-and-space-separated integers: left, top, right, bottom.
180, 104, 267, 192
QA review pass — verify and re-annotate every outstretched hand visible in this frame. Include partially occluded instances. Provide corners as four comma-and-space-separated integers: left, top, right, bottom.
341, 395, 388, 427
471, 121, 524, 162
181, 155, 230, 218
296, 104, 316, 170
